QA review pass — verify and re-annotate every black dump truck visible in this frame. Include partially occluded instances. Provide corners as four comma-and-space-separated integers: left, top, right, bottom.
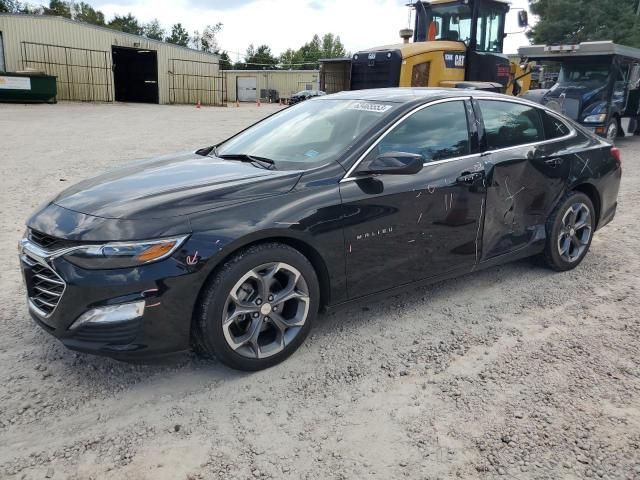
519, 41, 640, 142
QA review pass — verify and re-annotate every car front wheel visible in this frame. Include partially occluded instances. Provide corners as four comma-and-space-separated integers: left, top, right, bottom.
194, 243, 319, 371
542, 192, 595, 271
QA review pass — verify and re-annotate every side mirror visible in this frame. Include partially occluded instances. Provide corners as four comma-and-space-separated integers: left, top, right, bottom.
518, 11, 529, 28
358, 151, 424, 176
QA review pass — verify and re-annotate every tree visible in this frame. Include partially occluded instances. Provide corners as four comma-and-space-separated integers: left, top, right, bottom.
192, 22, 222, 52
143, 19, 165, 40
528, 0, 640, 48
219, 51, 232, 70
320, 33, 346, 58
280, 48, 303, 68
107, 13, 143, 35
166, 22, 190, 47
280, 33, 347, 70
73, 2, 104, 25
44, 0, 71, 18
0, 0, 13, 12
244, 44, 278, 68
1, 0, 41, 13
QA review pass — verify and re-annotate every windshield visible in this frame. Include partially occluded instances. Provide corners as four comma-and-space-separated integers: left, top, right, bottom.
216, 99, 396, 170
430, 4, 472, 43
557, 61, 611, 86
425, 1, 505, 52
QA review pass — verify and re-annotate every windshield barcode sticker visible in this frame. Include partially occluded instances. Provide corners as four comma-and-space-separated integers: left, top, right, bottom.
348, 102, 393, 113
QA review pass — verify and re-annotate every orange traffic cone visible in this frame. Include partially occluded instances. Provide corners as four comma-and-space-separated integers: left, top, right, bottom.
196, 100, 201, 109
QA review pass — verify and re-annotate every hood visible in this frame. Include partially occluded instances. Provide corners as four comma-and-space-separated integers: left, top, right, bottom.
545, 82, 607, 101
542, 83, 608, 120
53, 151, 303, 220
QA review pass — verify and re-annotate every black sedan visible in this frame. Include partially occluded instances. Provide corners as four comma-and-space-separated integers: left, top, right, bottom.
19, 89, 622, 371
288, 89, 326, 105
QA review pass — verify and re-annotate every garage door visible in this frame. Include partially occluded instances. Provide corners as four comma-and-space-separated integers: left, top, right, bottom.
237, 76, 257, 102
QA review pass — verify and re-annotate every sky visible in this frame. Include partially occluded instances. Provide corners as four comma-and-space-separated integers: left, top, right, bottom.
92, 0, 534, 60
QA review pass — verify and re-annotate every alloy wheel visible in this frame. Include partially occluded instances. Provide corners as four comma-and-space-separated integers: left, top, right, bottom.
557, 202, 592, 263
222, 262, 310, 359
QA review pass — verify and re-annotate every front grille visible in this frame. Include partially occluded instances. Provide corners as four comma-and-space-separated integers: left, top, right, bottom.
28, 229, 80, 251
24, 256, 65, 316
350, 51, 402, 91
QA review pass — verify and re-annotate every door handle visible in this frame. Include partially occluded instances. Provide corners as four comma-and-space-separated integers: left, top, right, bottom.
456, 171, 484, 184
544, 157, 563, 167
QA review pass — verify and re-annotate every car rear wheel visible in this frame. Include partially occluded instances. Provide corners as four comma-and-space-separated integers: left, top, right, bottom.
194, 243, 319, 371
542, 192, 595, 271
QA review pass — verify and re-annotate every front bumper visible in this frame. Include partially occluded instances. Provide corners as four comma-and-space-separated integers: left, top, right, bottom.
18, 237, 201, 360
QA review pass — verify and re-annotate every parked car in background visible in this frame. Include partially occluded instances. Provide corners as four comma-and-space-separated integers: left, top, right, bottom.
289, 89, 326, 105
19, 88, 621, 371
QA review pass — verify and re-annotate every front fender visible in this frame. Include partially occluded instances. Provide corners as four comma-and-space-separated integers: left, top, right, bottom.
182, 183, 347, 306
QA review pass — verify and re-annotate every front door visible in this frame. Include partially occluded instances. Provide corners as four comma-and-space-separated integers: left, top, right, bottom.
340, 99, 487, 299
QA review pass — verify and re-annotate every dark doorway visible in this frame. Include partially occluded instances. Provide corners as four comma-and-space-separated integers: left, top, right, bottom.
112, 46, 159, 103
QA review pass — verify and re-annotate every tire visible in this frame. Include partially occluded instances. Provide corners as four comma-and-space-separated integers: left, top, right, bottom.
605, 118, 619, 143
194, 243, 319, 371
542, 191, 595, 272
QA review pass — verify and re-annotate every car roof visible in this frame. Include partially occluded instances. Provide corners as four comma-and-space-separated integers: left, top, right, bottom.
321, 87, 522, 104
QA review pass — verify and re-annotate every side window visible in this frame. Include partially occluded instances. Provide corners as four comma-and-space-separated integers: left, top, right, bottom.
376, 101, 470, 162
479, 100, 544, 149
541, 111, 571, 140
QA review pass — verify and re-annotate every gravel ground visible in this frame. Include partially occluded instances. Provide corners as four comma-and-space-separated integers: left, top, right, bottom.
0, 102, 639, 480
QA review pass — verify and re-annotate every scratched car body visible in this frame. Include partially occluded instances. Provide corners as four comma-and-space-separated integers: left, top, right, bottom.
19, 88, 622, 371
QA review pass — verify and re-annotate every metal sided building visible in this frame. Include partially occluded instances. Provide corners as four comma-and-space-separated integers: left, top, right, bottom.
224, 70, 319, 102
0, 14, 224, 105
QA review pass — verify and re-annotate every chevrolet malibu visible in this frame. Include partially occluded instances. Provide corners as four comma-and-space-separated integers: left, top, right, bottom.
19, 89, 622, 371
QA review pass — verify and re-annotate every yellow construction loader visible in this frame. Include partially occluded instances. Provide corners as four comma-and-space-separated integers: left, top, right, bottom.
350, 0, 532, 96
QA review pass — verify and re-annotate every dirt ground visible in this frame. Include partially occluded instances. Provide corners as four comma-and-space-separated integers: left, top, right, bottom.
0, 102, 638, 480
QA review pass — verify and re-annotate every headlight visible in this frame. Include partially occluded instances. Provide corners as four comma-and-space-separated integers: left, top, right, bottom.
63, 235, 189, 269
583, 114, 607, 123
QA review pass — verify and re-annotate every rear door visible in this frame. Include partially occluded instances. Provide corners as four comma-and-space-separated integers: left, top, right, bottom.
340, 98, 487, 299
476, 99, 572, 260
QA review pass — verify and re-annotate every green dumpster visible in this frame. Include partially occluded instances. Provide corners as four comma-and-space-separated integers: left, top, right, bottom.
0, 72, 57, 103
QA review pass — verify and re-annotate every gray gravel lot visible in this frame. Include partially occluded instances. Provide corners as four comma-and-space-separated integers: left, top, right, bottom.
0, 102, 639, 480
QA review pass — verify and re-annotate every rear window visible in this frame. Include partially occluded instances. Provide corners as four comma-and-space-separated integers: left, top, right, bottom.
479, 100, 544, 149
541, 111, 571, 140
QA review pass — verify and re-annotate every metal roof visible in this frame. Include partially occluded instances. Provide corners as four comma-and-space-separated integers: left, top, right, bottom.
224, 69, 319, 74
318, 57, 351, 63
0, 13, 219, 58
519, 41, 640, 60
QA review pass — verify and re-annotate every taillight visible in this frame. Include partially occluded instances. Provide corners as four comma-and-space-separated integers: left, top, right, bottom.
611, 147, 621, 168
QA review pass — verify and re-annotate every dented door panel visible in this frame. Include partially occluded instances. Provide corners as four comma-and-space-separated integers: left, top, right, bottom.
481, 139, 575, 260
